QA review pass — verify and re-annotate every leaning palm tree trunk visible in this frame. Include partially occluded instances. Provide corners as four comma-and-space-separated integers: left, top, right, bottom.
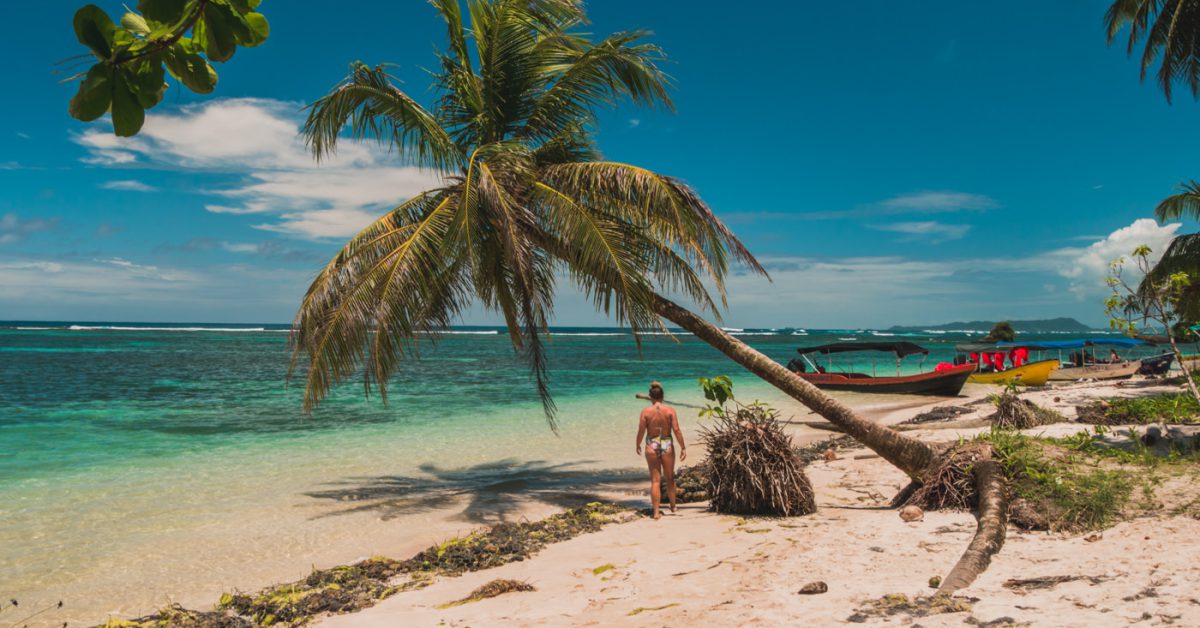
652, 294, 1008, 590
651, 294, 938, 479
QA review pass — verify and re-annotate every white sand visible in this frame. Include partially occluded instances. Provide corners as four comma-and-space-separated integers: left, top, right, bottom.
316, 379, 1200, 627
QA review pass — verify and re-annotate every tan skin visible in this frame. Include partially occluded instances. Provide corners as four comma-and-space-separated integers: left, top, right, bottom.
635, 395, 686, 520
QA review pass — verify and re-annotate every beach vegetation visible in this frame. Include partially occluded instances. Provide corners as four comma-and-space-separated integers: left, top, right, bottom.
1106, 245, 1200, 403
981, 429, 1137, 532
64, 1, 269, 136
1077, 393, 1200, 425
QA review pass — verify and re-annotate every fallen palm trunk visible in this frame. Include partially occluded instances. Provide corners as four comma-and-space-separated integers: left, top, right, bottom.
937, 455, 1008, 595
650, 294, 1011, 588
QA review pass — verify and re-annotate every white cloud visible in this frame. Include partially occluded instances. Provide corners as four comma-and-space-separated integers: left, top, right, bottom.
724, 190, 998, 223
879, 191, 996, 213
0, 213, 59, 244
73, 98, 442, 239
220, 242, 260, 253
1045, 218, 1180, 298
15, 132, 30, 140
100, 179, 157, 192
869, 220, 970, 242
628, 118, 641, 128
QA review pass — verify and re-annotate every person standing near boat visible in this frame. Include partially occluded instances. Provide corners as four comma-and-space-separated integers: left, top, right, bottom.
636, 381, 686, 520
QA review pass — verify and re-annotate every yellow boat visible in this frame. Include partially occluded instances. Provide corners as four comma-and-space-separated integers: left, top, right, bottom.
967, 359, 1060, 386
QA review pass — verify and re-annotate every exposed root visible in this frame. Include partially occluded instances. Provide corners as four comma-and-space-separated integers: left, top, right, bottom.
938, 456, 1008, 595
988, 392, 1064, 429
897, 443, 986, 511
701, 403, 816, 516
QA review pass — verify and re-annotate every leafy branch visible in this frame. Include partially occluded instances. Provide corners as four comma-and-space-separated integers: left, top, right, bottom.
1106, 245, 1200, 403
65, 0, 270, 137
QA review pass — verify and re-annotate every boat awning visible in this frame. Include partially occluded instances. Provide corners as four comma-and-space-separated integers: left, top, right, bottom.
796, 342, 929, 358
955, 338, 1152, 352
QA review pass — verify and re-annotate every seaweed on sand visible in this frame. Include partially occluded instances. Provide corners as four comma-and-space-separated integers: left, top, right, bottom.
95, 503, 632, 628
436, 579, 535, 608
99, 605, 252, 628
846, 593, 974, 623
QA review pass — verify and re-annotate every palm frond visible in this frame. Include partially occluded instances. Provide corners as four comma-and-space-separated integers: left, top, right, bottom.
1142, 232, 1200, 321
303, 63, 464, 171
1106, 0, 1200, 101
523, 31, 674, 141
1155, 180, 1200, 221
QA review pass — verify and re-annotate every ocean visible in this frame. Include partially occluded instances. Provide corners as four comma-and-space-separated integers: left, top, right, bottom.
0, 322, 1158, 625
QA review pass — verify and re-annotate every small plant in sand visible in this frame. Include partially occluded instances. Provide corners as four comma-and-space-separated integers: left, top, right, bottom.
697, 377, 816, 517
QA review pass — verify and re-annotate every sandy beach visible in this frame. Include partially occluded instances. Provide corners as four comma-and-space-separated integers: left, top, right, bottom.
212, 381, 1200, 626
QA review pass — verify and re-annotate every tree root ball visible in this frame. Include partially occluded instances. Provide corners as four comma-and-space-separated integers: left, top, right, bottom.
700, 403, 816, 516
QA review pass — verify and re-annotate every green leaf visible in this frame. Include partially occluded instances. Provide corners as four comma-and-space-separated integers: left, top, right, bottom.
68, 63, 114, 122
74, 5, 117, 59
238, 12, 269, 46
137, 0, 188, 26
163, 44, 218, 94
121, 12, 151, 35
125, 60, 167, 109
110, 71, 146, 137
202, 4, 239, 62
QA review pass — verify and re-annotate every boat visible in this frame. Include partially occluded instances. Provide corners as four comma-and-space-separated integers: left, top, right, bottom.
1039, 338, 1151, 381
965, 359, 1060, 386
1138, 352, 1176, 375
786, 342, 974, 395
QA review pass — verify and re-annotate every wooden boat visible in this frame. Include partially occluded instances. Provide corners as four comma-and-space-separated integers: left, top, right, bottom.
786, 342, 973, 396
966, 359, 1059, 386
1138, 353, 1176, 375
1047, 360, 1140, 381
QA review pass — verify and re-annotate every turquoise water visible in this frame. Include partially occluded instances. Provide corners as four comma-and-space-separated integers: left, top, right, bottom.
0, 322, 1161, 625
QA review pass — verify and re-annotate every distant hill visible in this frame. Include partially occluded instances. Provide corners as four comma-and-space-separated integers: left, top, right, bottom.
887, 317, 1097, 334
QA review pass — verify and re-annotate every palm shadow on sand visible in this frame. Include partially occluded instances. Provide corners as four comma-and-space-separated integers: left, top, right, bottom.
304, 459, 644, 524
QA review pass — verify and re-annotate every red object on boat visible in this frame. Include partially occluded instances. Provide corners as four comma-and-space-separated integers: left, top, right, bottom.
980, 353, 993, 368
1010, 347, 1028, 367
992, 352, 1007, 370
935, 362, 955, 371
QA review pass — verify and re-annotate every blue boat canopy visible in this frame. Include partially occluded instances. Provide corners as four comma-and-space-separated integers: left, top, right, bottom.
955, 338, 1152, 352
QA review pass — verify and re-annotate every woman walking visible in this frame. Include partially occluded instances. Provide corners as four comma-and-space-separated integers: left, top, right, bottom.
635, 381, 686, 519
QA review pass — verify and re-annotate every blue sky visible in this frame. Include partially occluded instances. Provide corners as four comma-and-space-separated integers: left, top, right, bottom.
1, 0, 1197, 327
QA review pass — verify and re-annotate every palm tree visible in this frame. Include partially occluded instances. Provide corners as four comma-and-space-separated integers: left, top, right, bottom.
1105, 0, 1200, 103
290, 0, 941, 481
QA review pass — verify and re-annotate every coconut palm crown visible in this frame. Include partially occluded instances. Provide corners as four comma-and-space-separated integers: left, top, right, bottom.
290, 0, 765, 425
1106, 0, 1200, 102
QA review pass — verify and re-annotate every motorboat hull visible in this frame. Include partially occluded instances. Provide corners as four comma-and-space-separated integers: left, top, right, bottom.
968, 359, 1059, 386
1047, 360, 1140, 381
793, 363, 974, 396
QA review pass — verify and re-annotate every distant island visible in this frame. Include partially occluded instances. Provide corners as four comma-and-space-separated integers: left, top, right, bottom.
887, 317, 1097, 334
